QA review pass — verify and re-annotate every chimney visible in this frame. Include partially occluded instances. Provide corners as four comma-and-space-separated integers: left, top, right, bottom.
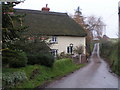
41, 4, 50, 12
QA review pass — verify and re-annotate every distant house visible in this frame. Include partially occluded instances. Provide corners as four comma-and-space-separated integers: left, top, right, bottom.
15, 5, 87, 56
102, 35, 110, 41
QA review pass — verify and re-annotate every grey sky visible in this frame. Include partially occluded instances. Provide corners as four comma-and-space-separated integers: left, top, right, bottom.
15, 0, 119, 38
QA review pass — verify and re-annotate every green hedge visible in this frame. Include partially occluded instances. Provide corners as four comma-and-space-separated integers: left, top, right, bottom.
100, 40, 119, 75
27, 53, 54, 67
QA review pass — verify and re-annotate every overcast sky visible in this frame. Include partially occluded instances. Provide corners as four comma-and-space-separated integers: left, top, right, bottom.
15, 0, 120, 38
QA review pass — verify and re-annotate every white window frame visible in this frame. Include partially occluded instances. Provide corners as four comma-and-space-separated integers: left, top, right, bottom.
51, 36, 57, 43
51, 49, 58, 56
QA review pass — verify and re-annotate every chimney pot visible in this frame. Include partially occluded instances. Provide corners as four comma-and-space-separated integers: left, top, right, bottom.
42, 4, 50, 12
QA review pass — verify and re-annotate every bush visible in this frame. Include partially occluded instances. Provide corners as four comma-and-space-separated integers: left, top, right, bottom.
9, 51, 28, 68
57, 52, 72, 59
73, 46, 84, 55
27, 54, 39, 65
2, 49, 18, 67
22, 41, 54, 67
2, 71, 27, 88
2, 49, 28, 68
100, 41, 113, 57
100, 39, 119, 75
38, 53, 54, 67
27, 53, 54, 67
22, 41, 51, 55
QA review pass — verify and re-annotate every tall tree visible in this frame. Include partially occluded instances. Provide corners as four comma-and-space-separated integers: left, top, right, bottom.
73, 7, 92, 55
73, 7, 105, 40
73, 7, 105, 56
73, 7, 90, 39
73, 7, 85, 28
2, 2, 27, 49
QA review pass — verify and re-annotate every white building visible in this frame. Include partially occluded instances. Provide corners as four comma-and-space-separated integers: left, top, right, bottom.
16, 6, 87, 56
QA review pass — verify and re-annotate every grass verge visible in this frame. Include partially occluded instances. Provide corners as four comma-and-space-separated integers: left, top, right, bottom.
3, 58, 85, 88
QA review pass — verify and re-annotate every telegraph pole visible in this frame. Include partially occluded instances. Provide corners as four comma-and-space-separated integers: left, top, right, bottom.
103, 24, 106, 36
118, 1, 120, 38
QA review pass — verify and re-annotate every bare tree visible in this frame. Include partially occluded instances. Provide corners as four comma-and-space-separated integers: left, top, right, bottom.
73, 7, 105, 39
73, 7, 106, 57
73, 7, 93, 41
85, 16, 105, 39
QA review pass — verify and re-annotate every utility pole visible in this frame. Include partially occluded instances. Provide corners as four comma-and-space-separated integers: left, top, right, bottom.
103, 24, 106, 36
118, 1, 120, 38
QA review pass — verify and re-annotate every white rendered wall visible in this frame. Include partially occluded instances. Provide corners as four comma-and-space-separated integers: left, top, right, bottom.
49, 36, 86, 54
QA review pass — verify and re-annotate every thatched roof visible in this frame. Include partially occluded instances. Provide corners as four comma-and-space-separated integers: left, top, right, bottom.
15, 9, 87, 37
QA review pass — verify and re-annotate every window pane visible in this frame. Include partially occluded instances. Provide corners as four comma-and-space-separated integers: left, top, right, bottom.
52, 37, 54, 41
51, 49, 58, 56
67, 47, 69, 53
51, 36, 57, 42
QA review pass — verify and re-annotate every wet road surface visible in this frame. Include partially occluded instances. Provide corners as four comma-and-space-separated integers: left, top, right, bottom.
46, 43, 119, 88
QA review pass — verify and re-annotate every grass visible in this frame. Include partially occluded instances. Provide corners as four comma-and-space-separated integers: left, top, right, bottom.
3, 58, 85, 88
3, 65, 39, 79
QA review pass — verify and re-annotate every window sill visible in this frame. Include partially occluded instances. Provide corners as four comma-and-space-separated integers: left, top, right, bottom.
50, 42, 58, 44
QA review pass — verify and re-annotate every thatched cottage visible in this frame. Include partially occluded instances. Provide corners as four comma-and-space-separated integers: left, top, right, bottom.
15, 5, 87, 56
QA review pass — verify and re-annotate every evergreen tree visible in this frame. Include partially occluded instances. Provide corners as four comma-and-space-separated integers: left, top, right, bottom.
74, 6, 85, 26
2, 2, 27, 49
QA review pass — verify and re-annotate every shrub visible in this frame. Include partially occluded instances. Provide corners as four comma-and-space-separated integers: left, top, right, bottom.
38, 53, 54, 67
73, 46, 84, 55
2, 49, 13, 67
100, 39, 119, 75
2, 71, 27, 88
2, 49, 28, 68
57, 52, 72, 59
22, 41, 50, 55
27, 53, 54, 67
27, 54, 39, 65
9, 51, 28, 68
23, 41, 54, 67
100, 41, 113, 57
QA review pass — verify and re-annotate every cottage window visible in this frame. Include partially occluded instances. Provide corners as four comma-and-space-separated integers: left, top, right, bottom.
51, 36, 57, 43
67, 46, 72, 54
51, 49, 58, 56
67, 43, 73, 54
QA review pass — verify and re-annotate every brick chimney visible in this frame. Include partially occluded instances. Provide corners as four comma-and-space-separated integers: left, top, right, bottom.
41, 4, 50, 12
